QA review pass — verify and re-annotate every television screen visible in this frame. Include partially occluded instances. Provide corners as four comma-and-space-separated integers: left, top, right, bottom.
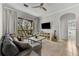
41, 22, 51, 29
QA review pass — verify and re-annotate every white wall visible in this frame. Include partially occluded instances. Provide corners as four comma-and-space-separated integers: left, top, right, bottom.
0, 4, 3, 39
40, 12, 61, 40
40, 4, 79, 46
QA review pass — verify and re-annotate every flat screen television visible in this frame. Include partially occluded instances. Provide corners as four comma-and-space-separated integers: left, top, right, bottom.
41, 22, 51, 29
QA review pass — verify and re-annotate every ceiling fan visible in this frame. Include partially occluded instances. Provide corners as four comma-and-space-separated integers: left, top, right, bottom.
24, 4, 29, 7
32, 3, 47, 11
24, 3, 47, 11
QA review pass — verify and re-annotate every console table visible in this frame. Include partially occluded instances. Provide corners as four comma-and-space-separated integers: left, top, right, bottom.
39, 32, 50, 40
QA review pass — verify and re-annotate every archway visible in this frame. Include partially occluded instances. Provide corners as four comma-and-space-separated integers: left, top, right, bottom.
60, 13, 77, 55
60, 13, 76, 40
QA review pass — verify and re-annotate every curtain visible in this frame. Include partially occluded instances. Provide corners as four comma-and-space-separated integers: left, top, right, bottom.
3, 7, 17, 35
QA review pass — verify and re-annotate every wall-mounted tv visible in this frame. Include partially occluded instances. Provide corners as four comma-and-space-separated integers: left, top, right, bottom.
41, 22, 51, 29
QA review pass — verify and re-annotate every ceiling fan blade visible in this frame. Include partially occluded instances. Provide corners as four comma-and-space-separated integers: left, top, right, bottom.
32, 6, 40, 8
40, 3, 44, 6
42, 7, 47, 11
24, 4, 29, 7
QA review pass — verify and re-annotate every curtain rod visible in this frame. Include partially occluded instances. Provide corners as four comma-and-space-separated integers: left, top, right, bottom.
18, 17, 33, 22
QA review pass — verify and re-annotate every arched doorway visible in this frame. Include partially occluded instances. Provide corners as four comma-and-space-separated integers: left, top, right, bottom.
60, 13, 76, 41
60, 13, 77, 55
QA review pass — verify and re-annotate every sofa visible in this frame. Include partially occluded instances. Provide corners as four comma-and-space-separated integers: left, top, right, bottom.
0, 35, 32, 56
0, 34, 42, 56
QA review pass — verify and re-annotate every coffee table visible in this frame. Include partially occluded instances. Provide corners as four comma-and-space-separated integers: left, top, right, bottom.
28, 36, 45, 44
28, 36, 45, 56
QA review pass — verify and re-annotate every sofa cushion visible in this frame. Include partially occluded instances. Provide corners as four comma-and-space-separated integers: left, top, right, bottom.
13, 40, 31, 51
2, 37, 19, 56
17, 48, 32, 56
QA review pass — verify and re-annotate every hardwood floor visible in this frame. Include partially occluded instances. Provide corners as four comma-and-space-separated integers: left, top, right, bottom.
30, 39, 79, 56
30, 39, 67, 56
41, 39, 68, 56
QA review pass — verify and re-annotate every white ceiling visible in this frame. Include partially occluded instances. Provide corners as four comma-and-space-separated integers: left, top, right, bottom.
7, 3, 79, 17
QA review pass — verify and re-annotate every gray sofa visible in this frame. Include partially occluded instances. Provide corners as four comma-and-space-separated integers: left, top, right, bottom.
0, 35, 42, 56
0, 36, 32, 56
